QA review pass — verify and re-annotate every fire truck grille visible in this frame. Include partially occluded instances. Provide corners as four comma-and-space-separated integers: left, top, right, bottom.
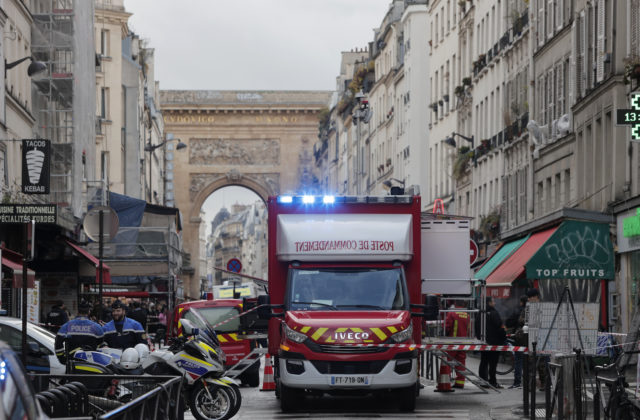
310, 360, 387, 375
315, 344, 387, 354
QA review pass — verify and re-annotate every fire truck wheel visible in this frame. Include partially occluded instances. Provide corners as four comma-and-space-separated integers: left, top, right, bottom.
280, 384, 303, 412
395, 384, 417, 412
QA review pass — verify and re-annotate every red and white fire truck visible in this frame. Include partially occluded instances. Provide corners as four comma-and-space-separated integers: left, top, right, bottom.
258, 194, 470, 412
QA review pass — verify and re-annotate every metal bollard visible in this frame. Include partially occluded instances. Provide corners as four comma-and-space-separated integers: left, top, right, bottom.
523, 353, 530, 415
545, 363, 551, 420
558, 368, 563, 420
574, 349, 583, 420
531, 342, 537, 420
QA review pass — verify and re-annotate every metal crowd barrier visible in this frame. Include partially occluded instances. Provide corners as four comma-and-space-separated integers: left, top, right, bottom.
31, 374, 184, 420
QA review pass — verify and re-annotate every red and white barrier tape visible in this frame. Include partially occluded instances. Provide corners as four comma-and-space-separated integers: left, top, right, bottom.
330, 343, 529, 352
210, 304, 266, 329
598, 331, 628, 337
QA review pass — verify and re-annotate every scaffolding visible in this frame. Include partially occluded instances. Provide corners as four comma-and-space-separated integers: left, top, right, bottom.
30, 0, 76, 212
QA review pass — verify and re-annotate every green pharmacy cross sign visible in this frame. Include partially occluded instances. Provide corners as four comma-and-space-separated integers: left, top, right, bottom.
623, 208, 640, 238
617, 93, 640, 141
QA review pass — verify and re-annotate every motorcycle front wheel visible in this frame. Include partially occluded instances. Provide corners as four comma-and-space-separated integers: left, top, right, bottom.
188, 382, 238, 420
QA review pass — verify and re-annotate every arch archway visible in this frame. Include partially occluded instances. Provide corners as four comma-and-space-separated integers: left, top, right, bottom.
161, 90, 331, 299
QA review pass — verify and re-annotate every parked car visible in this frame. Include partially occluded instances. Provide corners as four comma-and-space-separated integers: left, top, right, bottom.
0, 340, 49, 419
0, 316, 65, 374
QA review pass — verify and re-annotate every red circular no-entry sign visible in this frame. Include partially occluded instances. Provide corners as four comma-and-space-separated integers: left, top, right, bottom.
227, 258, 242, 273
470, 240, 479, 265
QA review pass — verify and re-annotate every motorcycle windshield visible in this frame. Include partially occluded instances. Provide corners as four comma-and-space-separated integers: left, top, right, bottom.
188, 308, 221, 348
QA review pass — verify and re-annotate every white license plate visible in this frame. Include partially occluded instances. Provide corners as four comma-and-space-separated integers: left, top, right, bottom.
330, 375, 371, 386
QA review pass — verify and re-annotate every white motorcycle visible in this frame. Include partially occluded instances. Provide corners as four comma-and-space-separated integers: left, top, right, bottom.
141, 310, 242, 420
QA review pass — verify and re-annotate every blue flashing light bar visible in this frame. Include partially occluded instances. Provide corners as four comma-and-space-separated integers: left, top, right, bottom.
276, 195, 413, 204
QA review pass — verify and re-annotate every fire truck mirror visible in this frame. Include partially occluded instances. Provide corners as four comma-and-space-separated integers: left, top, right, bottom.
424, 295, 440, 320
257, 295, 272, 320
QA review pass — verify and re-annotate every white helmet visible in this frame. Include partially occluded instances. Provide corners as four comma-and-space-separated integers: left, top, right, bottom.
134, 343, 150, 360
120, 348, 140, 370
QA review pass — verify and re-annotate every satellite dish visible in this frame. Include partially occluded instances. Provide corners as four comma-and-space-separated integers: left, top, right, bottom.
83, 206, 119, 242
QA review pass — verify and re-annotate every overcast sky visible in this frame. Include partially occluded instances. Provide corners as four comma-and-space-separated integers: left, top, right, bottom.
126, 1, 391, 231
126, 0, 390, 91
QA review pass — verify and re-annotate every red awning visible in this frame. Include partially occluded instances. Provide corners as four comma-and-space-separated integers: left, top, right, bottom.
1, 253, 36, 288
65, 240, 111, 284
485, 226, 558, 290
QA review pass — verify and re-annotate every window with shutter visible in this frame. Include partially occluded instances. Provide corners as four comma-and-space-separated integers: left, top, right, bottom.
547, 71, 554, 125
548, 0, 555, 39
596, 0, 605, 82
570, 22, 576, 106
519, 169, 527, 222
579, 11, 587, 98
538, 75, 544, 126
558, 60, 566, 117
556, 0, 563, 31
631, 0, 640, 56
538, 0, 545, 48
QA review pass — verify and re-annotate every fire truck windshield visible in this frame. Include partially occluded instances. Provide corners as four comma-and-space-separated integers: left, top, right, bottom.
287, 267, 408, 311
183, 307, 241, 333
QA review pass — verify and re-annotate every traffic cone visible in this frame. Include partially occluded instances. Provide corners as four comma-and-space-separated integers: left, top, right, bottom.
434, 362, 454, 392
260, 353, 276, 391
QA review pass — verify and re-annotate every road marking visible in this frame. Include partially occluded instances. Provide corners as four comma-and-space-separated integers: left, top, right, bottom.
185, 409, 471, 419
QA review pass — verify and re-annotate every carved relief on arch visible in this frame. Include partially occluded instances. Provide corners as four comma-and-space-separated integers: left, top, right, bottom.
189, 138, 280, 166
189, 172, 280, 201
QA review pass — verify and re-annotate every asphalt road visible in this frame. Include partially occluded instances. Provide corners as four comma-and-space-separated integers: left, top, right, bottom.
184, 354, 535, 420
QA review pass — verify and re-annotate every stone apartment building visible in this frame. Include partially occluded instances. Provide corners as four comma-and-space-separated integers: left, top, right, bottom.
95, 0, 165, 204
317, 0, 640, 331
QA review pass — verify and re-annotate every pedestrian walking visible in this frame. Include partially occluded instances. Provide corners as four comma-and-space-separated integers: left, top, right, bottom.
478, 297, 506, 388
54, 300, 104, 363
506, 295, 528, 388
445, 300, 470, 388
46, 301, 69, 333
128, 300, 148, 330
102, 300, 147, 349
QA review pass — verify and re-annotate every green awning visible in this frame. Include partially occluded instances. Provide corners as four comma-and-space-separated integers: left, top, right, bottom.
525, 220, 614, 280
474, 235, 529, 280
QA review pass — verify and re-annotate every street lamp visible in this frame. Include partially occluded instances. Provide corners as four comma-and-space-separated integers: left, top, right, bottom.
144, 133, 187, 152
146, 134, 186, 202
382, 178, 405, 195
5, 56, 47, 77
443, 132, 474, 148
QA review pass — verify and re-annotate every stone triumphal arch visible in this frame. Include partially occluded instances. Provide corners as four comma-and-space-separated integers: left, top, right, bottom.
160, 90, 331, 299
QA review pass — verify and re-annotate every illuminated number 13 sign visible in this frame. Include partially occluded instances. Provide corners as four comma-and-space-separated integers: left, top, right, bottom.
616, 93, 640, 141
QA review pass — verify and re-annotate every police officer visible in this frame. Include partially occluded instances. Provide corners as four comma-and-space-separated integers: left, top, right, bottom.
103, 300, 147, 349
46, 301, 69, 333
55, 300, 104, 363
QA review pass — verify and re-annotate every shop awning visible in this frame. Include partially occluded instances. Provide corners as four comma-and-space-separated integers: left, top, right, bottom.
66, 240, 111, 284
485, 226, 558, 288
474, 235, 530, 281
525, 220, 614, 280
1, 254, 35, 288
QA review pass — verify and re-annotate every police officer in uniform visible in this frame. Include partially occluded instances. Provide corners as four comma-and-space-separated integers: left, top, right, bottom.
103, 300, 147, 349
46, 301, 69, 333
55, 300, 104, 363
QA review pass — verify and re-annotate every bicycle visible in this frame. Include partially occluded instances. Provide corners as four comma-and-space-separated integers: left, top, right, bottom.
496, 335, 515, 375
594, 350, 640, 420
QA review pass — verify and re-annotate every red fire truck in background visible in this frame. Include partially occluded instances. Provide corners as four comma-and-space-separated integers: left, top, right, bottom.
258, 194, 437, 412
168, 298, 261, 387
